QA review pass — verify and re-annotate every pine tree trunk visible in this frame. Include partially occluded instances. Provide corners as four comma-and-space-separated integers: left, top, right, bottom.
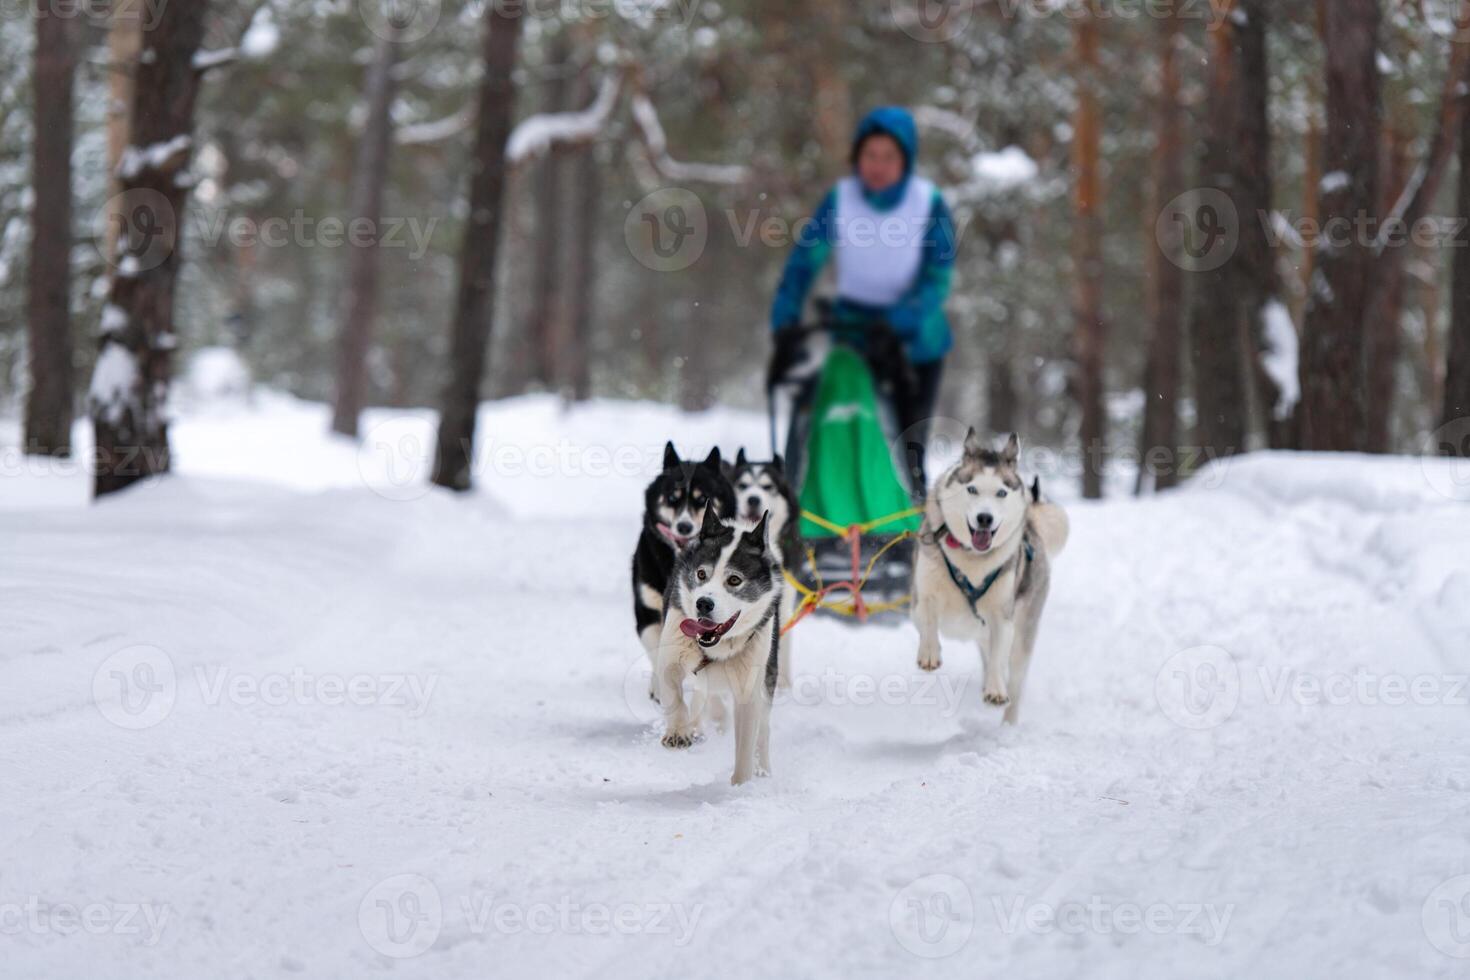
331, 31, 402, 438
565, 69, 600, 403
1235, 0, 1291, 448
1443, 99, 1470, 449
1071, 12, 1107, 499
1137, 8, 1184, 494
105, 0, 143, 269
89, 0, 209, 498
1188, 8, 1248, 459
24, 6, 78, 458
807, 0, 852, 170
1364, 125, 1413, 453
528, 32, 571, 392
431, 4, 525, 491
1299, 0, 1381, 452
987, 356, 1018, 437
1363, 9, 1470, 450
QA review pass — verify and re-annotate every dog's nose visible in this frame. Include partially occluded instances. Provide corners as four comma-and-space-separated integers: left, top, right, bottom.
695, 596, 715, 618
676, 521, 694, 535
975, 512, 995, 528
746, 495, 761, 509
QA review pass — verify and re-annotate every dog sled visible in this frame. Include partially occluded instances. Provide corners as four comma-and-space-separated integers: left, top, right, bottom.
768, 305, 923, 626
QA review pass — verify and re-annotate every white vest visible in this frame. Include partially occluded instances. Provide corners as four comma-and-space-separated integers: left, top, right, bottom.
832, 175, 934, 307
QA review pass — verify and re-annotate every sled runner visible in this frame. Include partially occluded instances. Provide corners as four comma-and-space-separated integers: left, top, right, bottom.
768, 306, 923, 625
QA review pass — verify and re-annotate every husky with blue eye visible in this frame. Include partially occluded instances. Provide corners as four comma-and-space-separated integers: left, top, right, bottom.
656, 506, 783, 786
911, 430, 1069, 724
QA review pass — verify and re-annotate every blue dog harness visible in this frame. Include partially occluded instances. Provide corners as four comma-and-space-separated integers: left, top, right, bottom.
934, 527, 1035, 617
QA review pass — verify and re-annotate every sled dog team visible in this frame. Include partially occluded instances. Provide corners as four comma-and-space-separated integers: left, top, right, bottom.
631, 432, 1069, 785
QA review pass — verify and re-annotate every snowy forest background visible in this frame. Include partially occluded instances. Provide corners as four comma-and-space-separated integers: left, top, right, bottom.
3, 0, 1470, 497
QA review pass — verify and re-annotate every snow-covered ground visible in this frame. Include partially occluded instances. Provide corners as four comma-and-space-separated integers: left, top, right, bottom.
3, 389, 1470, 979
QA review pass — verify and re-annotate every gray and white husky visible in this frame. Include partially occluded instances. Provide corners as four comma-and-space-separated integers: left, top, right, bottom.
911, 430, 1069, 724
656, 506, 783, 785
728, 449, 800, 689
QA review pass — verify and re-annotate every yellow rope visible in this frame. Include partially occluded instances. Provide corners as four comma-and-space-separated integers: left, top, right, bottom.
800, 506, 922, 537
779, 508, 919, 630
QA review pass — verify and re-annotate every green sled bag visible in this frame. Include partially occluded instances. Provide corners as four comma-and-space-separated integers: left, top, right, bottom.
798, 346, 922, 539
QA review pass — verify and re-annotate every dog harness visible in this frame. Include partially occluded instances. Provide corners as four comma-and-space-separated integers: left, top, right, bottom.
933, 526, 1035, 617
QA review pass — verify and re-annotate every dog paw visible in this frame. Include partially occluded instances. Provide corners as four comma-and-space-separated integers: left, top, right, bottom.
661, 731, 694, 749
917, 650, 942, 672
983, 688, 1010, 706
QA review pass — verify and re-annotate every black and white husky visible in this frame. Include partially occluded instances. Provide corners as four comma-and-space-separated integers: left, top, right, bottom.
632, 443, 737, 688
656, 506, 783, 785
728, 449, 801, 688
911, 431, 1069, 724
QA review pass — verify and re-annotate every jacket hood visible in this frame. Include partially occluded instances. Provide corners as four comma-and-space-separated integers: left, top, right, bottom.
850, 106, 919, 178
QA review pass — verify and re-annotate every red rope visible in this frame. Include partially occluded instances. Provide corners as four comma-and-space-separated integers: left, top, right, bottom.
781, 525, 869, 635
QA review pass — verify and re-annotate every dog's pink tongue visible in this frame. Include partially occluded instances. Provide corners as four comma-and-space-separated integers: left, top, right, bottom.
972, 528, 994, 551
678, 612, 739, 640
679, 618, 719, 638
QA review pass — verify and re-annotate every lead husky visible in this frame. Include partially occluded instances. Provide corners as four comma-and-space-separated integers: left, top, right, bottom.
656, 506, 783, 785
728, 449, 800, 688
911, 431, 1068, 724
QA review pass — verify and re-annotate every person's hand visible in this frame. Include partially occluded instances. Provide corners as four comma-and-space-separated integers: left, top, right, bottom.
767, 326, 805, 389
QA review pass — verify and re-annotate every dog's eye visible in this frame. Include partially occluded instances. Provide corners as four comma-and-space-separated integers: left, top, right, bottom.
696, 568, 709, 582
726, 575, 742, 588
997, 489, 1008, 498
967, 486, 979, 496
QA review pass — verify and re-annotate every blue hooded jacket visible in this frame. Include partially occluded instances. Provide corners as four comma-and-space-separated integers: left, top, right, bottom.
769, 106, 956, 365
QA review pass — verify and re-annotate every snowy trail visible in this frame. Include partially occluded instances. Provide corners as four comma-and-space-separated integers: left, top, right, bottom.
3, 398, 1470, 978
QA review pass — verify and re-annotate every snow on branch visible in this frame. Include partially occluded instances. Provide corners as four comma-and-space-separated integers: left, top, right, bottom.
193, 48, 239, 72
506, 71, 624, 164
117, 135, 193, 180
629, 93, 749, 185
395, 107, 476, 146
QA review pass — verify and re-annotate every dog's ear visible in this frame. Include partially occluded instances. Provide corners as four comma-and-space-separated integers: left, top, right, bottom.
699, 503, 725, 538
663, 442, 680, 470
771, 453, 785, 474
735, 447, 748, 469
1001, 433, 1020, 465
740, 511, 771, 552
704, 446, 722, 471
963, 427, 984, 459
